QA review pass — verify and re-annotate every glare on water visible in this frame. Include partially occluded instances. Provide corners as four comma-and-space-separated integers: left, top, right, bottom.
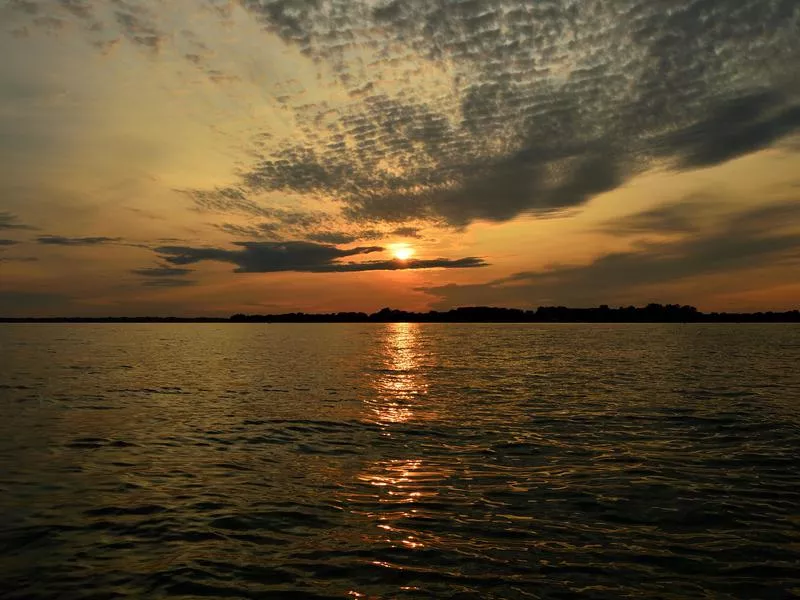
0, 323, 799, 599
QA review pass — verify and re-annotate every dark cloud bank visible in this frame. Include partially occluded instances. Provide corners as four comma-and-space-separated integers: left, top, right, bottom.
15, 0, 796, 234
186, 0, 800, 231
5, 0, 797, 254
156, 241, 486, 273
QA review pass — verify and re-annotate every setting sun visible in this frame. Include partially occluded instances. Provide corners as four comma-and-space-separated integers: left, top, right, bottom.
391, 244, 415, 261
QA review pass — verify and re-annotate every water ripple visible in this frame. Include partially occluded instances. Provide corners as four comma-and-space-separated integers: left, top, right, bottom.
0, 323, 798, 598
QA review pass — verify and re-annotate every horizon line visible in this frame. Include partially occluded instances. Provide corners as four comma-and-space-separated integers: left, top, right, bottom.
1, 304, 799, 323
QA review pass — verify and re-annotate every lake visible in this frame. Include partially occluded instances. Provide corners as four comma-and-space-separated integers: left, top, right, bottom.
1, 323, 798, 599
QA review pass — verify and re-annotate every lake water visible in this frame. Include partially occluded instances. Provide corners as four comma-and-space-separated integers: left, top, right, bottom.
1, 323, 798, 599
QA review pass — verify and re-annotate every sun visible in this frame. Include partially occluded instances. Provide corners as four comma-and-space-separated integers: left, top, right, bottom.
391, 244, 415, 261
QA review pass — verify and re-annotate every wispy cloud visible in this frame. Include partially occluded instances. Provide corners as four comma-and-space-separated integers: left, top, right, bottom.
304, 230, 383, 244
391, 227, 422, 239
598, 200, 714, 235
36, 235, 122, 246
131, 263, 196, 288
140, 278, 196, 287
424, 200, 800, 307
130, 265, 193, 277
0, 212, 35, 231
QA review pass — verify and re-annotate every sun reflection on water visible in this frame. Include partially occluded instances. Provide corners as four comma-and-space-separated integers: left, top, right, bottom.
348, 324, 453, 560
355, 458, 453, 552
367, 322, 429, 425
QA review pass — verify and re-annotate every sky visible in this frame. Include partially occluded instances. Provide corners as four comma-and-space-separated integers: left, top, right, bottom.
0, 0, 799, 316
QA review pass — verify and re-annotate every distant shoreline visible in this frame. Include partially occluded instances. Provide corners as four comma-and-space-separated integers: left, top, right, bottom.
2, 304, 799, 323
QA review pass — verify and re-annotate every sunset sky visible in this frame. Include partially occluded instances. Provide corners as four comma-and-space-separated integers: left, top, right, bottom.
1, 0, 799, 316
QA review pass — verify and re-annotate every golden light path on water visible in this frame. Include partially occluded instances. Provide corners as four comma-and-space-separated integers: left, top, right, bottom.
352, 322, 453, 582
369, 322, 429, 426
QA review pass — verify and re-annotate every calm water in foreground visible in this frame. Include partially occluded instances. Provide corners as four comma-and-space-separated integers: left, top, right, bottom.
1, 323, 798, 599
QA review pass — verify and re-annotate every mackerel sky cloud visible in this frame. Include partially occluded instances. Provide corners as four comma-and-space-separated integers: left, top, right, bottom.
0, 0, 798, 315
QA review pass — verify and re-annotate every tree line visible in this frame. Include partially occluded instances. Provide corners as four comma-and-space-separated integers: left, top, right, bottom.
3, 304, 798, 323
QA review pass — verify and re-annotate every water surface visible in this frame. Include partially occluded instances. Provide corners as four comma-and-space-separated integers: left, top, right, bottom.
1, 323, 799, 599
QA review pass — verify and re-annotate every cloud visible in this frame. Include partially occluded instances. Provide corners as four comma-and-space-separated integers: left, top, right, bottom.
304, 231, 361, 244
656, 91, 800, 169
598, 200, 711, 235
178, 0, 799, 230
0, 239, 20, 246
4, 0, 102, 34
0, 212, 35, 231
216, 216, 393, 246
57, 0, 93, 21
36, 235, 122, 245
391, 227, 422, 239
130, 265, 194, 277
6, 1, 39, 16
216, 221, 282, 239
217, 220, 420, 245
113, 8, 164, 51
9, 0, 800, 235
423, 200, 800, 307
155, 240, 487, 273
140, 278, 196, 287
196, 193, 337, 239
157, 240, 382, 272
6, 0, 164, 51
131, 263, 196, 287
182, 187, 267, 217
305, 229, 383, 244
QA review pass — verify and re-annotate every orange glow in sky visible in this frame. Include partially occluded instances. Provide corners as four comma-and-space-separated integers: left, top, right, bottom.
0, 0, 798, 316
391, 244, 415, 262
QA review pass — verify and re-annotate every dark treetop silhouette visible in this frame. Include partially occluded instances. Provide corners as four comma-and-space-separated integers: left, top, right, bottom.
1, 304, 799, 323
